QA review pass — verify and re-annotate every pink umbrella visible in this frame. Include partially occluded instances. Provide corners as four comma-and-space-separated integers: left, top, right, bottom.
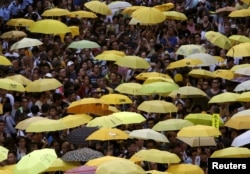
64, 166, 96, 174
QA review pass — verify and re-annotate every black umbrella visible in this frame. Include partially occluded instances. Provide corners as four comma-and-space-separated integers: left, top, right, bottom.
66, 127, 99, 145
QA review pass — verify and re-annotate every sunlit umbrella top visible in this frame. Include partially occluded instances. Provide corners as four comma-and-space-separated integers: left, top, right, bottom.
0, 78, 25, 92
163, 11, 187, 21
0, 55, 13, 66
69, 10, 97, 18
176, 44, 206, 56
108, 1, 132, 10
211, 147, 250, 158
68, 40, 100, 49
26, 78, 62, 92
167, 164, 204, 174
0, 30, 27, 39
10, 38, 43, 51
6, 18, 35, 27
115, 56, 150, 69
100, 94, 132, 105
166, 58, 203, 69
86, 128, 129, 141
0, 146, 9, 162
5, 74, 31, 86
205, 31, 232, 50
168, 86, 208, 98
122, 6, 145, 15
153, 3, 174, 11
84, 1, 112, 15
188, 69, 216, 79
209, 92, 240, 103
177, 125, 221, 137
227, 42, 250, 58
42, 8, 70, 16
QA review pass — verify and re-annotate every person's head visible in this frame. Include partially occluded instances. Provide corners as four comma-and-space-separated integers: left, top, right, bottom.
211, 78, 221, 90
61, 141, 70, 155
16, 136, 27, 148
0, 120, 5, 132
48, 105, 57, 117
145, 139, 157, 149
3, 103, 12, 114
126, 140, 137, 153
31, 105, 39, 115
146, 118, 155, 129
21, 96, 29, 109
7, 151, 17, 164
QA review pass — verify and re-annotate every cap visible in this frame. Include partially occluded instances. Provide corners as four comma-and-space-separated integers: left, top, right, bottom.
44, 73, 52, 78
67, 61, 74, 66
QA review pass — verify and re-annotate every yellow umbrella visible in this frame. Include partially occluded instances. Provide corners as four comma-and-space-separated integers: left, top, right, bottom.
115, 82, 142, 95
227, 42, 250, 57
59, 114, 92, 128
213, 69, 235, 80
131, 7, 166, 25
153, 3, 174, 11
67, 98, 109, 116
215, 6, 236, 15
177, 137, 216, 147
84, 1, 112, 15
188, 69, 216, 79
86, 115, 123, 128
25, 119, 67, 132
235, 67, 250, 76
110, 111, 146, 125
122, 6, 145, 15
86, 156, 123, 167
25, 78, 62, 92
143, 77, 175, 84
237, 91, 250, 102
2, 164, 15, 173
163, 11, 187, 20
224, 117, 250, 130
167, 164, 204, 174
86, 128, 129, 141
45, 158, 80, 172
205, 31, 232, 50
6, 18, 35, 27
147, 170, 172, 174
211, 147, 250, 158
232, 109, 250, 118
0, 30, 27, 39
41, 8, 70, 16
96, 158, 145, 174
209, 92, 240, 104
5, 74, 31, 86
0, 55, 12, 66
138, 100, 177, 113
177, 125, 221, 137
69, 10, 97, 18
229, 35, 250, 43
129, 129, 169, 142
56, 26, 80, 42
100, 94, 132, 105
0, 146, 9, 161
14, 148, 57, 174
229, 9, 250, 17
140, 81, 179, 95
214, 56, 225, 63
176, 44, 206, 56
10, 38, 43, 51
185, 53, 221, 66
166, 59, 203, 69
102, 50, 126, 57
95, 53, 123, 61
136, 72, 173, 81
231, 63, 250, 72
152, 119, 194, 131
15, 117, 48, 130
115, 55, 150, 69
184, 113, 224, 126
130, 149, 181, 164
168, 86, 207, 98
29, 19, 70, 34
0, 78, 25, 92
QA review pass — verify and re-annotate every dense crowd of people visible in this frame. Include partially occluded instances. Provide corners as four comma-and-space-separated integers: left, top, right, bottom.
0, 0, 250, 173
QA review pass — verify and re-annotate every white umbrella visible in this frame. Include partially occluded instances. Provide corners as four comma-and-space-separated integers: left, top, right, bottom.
185, 53, 219, 66
10, 38, 43, 50
231, 109, 250, 118
108, 1, 131, 10
234, 80, 250, 92
129, 129, 169, 143
177, 137, 216, 147
235, 67, 250, 76
231, 130, 250, 147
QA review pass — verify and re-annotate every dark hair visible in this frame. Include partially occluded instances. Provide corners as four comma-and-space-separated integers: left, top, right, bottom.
31, 105, 39, 114
3, 103, 12, 113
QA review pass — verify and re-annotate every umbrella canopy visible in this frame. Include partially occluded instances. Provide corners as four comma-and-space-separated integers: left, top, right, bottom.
5, 75, 31, 86
25, 119, 67, 132
213, 69, 235, 80
13, 148, 57, 174
122, 6, 145, 15
6, 18, 35, 27
140, 82, 179, 95
10, 38, 43, 51
235, 67, 250, 76
41, 8, 70, 16
229, 35, 250, 43
0, 55, 13, 66
167, 164, 204, 174
86, 115, 123, 128
185, 53, 220, 66
234, 80, 250, 92
168, 86, 207, 98
224, 117, 250, 130
62, 148, 103, 162
232, 109, 250, 118
0, 78, 25, 92
227, 42, 250, 57
177, 137, 216, 147
131, 7, 166, 25
64, 166, 96, 174
176, 44, 206, 56
102, 50, 126, 56
184, 113, 224, 126
45, 158, 80, 172
59, 114, 92, 128
143, 77, 174, 85
29, 19, 70, 34
188, 69, 216, 79
166, 58, 203, 69
95, 53, 123, 61
25, 78, 62, 92
152, 119, 194, 131
68, 40, 100, 49
67, 98, 109, 115
153, 3, 174, 11
177, 125, 221, 137
86, 156, 123, 167
0, 146, 9, 161
96, 159, 145, 174
131, 149, 181, 164
216, 6, 236, 15
100, 94, 132, 105
66, 127, 99, 145
136, 72, 173, 81
229, 9, 250, 17
108, 1, 132, 10
15, 117, 47, 130
129, 129, 169, 142
69, 10, 97, 18
138, 100, 177, 114
84, 1, 112, 15
205, 31, 232, 50
86, 128, 128, 141
110, 112, 146, 125
115, 82, 142, 95
231, 63, 250, 72
0, 30, 27, 39
209, 92, 240, 104
115, 56, 150, 69
163, 11, 187, 20
211, 147, 250, 158
231, 130, 250, 147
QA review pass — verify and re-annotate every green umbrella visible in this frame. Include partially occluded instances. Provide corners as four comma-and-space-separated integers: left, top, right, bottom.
184, 113, 224, 126
68, 40, 100, 49
140, 81, 179, 95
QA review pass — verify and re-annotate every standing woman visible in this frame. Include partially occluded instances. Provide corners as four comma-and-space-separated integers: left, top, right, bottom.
1, 103, 16, 139
16, 136, 28, 161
